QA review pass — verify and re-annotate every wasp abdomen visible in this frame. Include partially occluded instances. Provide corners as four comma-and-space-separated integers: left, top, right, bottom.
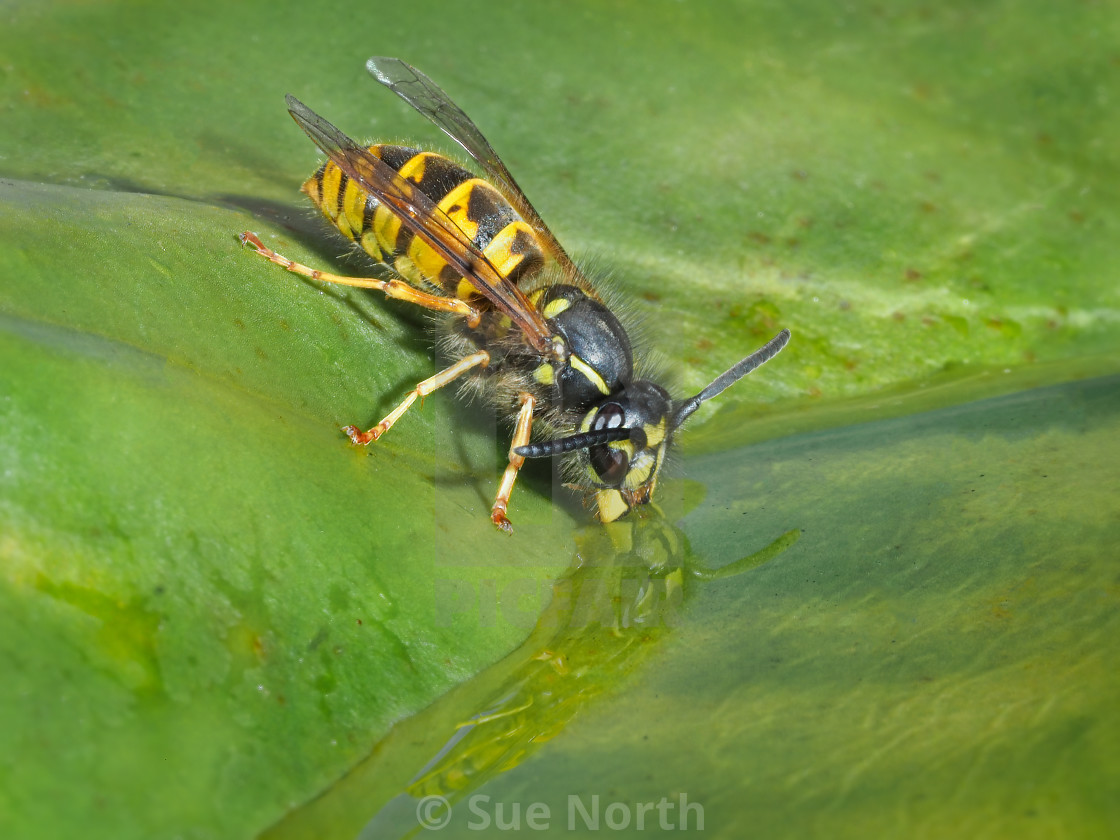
303, 146, 545, 301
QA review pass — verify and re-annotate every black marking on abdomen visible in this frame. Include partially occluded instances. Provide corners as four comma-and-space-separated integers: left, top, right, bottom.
466, 183, 517, 251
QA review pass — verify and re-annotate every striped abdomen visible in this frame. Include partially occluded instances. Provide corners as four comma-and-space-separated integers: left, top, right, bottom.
302, 146, 545, 302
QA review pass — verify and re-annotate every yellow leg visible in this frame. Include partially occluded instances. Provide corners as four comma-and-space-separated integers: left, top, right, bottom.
490, 393, 536, 533
344, 350, 491, 445
239, 231, 481, 328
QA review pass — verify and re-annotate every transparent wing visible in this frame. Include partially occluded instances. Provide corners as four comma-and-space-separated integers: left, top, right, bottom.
366, 57, 584, 284
286, 95, 553, 353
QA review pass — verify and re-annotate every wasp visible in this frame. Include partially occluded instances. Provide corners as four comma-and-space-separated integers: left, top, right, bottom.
241, 57, 790, 532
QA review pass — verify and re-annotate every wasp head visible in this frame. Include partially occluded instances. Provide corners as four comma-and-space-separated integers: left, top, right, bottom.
515, 329, 791, 523
575, 380, 674, 522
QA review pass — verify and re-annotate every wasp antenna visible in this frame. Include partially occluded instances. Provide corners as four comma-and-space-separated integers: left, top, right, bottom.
673, 329, 791, 427
515, 427, 632, 459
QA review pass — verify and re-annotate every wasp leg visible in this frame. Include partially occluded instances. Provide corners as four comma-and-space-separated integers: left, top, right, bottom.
239, 231, 481, 327
344, 350, 491, 445
490, 392, 536, 533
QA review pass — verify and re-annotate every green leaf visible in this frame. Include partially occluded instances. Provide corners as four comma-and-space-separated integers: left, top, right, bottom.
1, 0, 1117, 838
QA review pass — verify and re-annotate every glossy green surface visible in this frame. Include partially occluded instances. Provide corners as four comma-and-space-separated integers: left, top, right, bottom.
318, 376, 1118, 839
1, 0, 1117, 837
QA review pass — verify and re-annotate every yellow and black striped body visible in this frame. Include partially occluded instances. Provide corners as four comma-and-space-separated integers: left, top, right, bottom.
261, 64, 791, 528
301, 145, 637, 442
303, 147, 546, 306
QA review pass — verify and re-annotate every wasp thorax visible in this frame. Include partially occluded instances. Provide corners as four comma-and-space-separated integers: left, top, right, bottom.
537, 285, 633, 411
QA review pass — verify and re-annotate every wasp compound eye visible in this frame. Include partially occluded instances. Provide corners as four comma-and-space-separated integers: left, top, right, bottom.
589, 443, 629, 486
592, 402, 626, 431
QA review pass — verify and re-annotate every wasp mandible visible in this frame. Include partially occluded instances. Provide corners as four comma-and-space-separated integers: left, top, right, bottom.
241, 57, 790, 531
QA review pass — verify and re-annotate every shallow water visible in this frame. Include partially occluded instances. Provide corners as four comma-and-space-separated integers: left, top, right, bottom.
264, 374, 1120, 838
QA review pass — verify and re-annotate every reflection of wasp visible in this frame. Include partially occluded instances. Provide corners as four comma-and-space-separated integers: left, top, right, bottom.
406, 521, 799, 803
257, 515, 800, 839
241, 57, 790, 531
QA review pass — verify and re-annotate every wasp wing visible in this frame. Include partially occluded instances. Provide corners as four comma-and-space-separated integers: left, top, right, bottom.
366, 57, 585, 286
286, 95, 553, 353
